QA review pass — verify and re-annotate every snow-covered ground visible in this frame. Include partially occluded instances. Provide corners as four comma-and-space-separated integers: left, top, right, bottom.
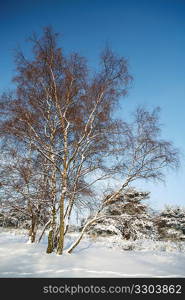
0, 228, 185, 278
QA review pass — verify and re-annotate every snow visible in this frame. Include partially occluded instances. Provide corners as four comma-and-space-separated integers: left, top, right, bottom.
0, 228, 185, 278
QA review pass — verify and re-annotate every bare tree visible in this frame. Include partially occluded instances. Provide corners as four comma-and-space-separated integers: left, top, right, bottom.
0, 27, 179, 254
0, 147, 50, 242
0, 27, 132, 254
66, 107, 179, 253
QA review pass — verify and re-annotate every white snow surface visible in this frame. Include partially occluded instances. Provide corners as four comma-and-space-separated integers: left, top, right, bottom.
0, 228, 185, 278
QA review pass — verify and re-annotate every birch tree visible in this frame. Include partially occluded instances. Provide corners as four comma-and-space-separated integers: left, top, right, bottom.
0, 27, 179, 254
66, 107, 179, 253
0, 146, 50, 242
0, 27, 132, 254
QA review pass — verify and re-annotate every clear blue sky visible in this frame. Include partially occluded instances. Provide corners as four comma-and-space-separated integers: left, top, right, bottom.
0, 0, 185, 210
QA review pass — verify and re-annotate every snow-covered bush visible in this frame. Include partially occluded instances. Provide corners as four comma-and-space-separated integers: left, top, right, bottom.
119, 239, 185, 252
156, 206, 185, 241
86, 188, 158, 241
0, 211, 30, 228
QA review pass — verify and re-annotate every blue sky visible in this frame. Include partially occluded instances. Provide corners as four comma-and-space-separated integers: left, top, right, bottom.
0, 0, 185, 210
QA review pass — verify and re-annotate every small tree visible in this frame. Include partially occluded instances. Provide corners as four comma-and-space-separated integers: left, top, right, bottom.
0, 147, 50, 242
66, 108, 179, 253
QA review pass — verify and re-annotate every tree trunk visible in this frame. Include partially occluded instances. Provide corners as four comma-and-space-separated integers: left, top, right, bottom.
29, 214, 38, 243
66, 215, 103, 254
46, 206, 56, 253
57, 135, 68, 255
57, 196, 65, 254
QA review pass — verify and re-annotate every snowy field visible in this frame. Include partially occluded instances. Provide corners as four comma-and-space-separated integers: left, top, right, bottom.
0, 228, 185, 278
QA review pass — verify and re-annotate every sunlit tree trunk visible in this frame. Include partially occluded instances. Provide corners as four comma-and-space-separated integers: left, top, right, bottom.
29, 214, 38, 243
46, 207, 56, 253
